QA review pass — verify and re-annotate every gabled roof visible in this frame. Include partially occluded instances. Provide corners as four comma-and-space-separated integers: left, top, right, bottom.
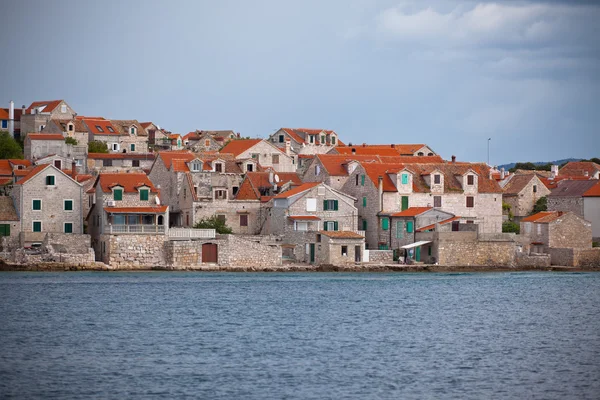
521, 211, 564, 223
14, 164, 51, 185
583, 181, 600, 197
550, 180, 599, 197
27, 134, 64, 141
335, 144, 433, 157
273, 182, 320, 199
81, 117, 119, 135
157, 151, 195, 171
0, 108, 9, 119
88, 153, 156, 160
110, 120, 148, 136
235, 172, 302, 201
390, 207, 432, 217
219, 139, 263, 157
26, 100, 64, 114
416, 216, 460, 232
502, 174, 537, 195
0, 197, 18, 221
559, 161, 600, 177
94, 172, 158, 193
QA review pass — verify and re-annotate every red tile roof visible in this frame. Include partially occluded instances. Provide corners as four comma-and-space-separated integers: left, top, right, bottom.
235, 172, 302, 201
88, 153, 156, 160
219, 139, 263, 157
27, 134, 64, 141
335, 144, 432, 157
318, 230, 364, 239
0, 108, 9, 119
559, 161, 600, 177
0, 177, 12, 185
0, 160, 12, 176
14, 164, 52, 185
288, 215, 321, 220
583, 181, 600, 197
273, 182, 320, 199
157, 151, 195, 170
81, 118, 120, 135
521, 211, 563, 223
416, 216, 460, 232
103, 206, 168, 213
26, 100, 63, 114
95, 172, 158, 193
390, 207, 432, 217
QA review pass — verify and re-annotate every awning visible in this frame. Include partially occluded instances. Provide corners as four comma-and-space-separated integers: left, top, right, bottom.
401, 240, 432, 249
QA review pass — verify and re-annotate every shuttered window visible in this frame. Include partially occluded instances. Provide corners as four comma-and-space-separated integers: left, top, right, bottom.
401, 174, 409, 184
113, 189, 123, 201
434, 196, 441, 207
361, 175, 365, 186
140, 189, 149, 201
64, 223, 73, 234
32, 200, 41, 210
363, 197, 367, 207
323, 200, 338, 211
466, 196, 474, 208
64, 200, 73, 211
362, 219, 367, 230
406, 221, 414, 233
396, 221, 404, 238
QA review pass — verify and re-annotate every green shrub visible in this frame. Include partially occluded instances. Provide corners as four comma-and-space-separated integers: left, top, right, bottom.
0, 131, 23, 159
65, 137, 78, 145
502, 221, 520, 234
193, 215, 233, 234
532, 196, 547, 214
88, 140, 109, 153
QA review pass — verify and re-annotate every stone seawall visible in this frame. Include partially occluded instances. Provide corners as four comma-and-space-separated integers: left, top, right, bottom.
515, 253, 551, 268
438, 240, 516, 267
218, 235, 282, 267
103, 234, 167, 269
549, 247, 600, 267
368, 250, 394, 263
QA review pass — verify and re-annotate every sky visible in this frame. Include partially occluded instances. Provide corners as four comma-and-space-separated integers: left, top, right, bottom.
1, 0, 599, 165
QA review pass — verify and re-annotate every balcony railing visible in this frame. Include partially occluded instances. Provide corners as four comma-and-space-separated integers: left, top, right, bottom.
347, 229, 366, 237
107, 225, 165, 234
168, 228, 216, 240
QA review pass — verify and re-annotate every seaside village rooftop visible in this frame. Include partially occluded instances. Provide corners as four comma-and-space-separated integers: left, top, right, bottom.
0, 99, 599, 270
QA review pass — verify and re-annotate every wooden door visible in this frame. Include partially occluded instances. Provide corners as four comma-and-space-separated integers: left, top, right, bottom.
202, 243, 218, 263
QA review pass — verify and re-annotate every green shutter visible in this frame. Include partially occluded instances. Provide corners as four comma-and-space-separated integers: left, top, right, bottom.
333, 221, 338, 231
333, 200, 338, 211
46, 175, 55, 185
407, 221, 414, 233
64, 200, 73, 211
324, 222, 328, 231
323, 200, 328, 211
0, 224, 10, 237
382, 218, 389, 230
33, 221, 42, 232
401, 196, 409, 211
362, 220, 367, 230
396, 221, 404, 238
131, 144, 135, 151
114, 189, 122, 201
361, 175, 365, 186
64, 223, 73, 233
363, 197, 367, 207
33, 200, 41, 210
140, 189, 149, 201
402, 174, 408, 184
428, 246, 432, 256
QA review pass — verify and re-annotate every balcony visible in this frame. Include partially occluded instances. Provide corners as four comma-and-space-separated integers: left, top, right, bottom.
107, 225, 165, 234
168, 228, 216, 240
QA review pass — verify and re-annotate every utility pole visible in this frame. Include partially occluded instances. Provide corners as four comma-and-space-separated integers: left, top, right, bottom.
487, 137, 491, 166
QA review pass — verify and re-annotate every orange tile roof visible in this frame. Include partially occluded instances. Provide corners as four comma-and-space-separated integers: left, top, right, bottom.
0, 177, 12, 185
0, 108, 9, 119
103, 206, 168, 213
219, 139, 263, 157
81, 118, 120, 135
76, 174, 93, 183
390, 207, 432, 217
416, 216, 460, 232
235, 172, 302, 201
27, 134, 64, 141
158, 151, 195, 170
336, 146, 403, 157
583, 181, 600, 197
140, 122, 152, 129
0, 160, 12, 176
288, 215, 321, 220
521, 211, 563, 223
88, 153, 156, 160
95, 172, 158, 193
26, 100, 63, 114
559, 161, 600, 177
14, 164, 52, 185
273, 182, 320, 199
362, 163, 406, 191
318, 230, 364, 239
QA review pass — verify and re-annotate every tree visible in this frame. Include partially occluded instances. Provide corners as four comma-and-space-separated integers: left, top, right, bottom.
502, 221, 520, 234
65, 137, 78, 145
88, 140, 109, 153
0, 131, 24, 159
193, 215, 233, 234
532, 196, 547, 214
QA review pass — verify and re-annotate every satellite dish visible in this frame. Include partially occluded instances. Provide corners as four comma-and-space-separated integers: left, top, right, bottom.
155, 196, 161, 205
274, 174, 280, 183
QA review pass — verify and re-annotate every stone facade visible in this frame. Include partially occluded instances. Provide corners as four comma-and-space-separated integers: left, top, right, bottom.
548, 247, 600, 267
520, 212, 592, 253
87, 154, 155, 173
229, 140, 296, 173
548, 196, 584, 217
367, 249, 394, 263
584, 197, 600, 240
100, 234, 167, 268
20, 100, 76, 137
502, 174, 551, 220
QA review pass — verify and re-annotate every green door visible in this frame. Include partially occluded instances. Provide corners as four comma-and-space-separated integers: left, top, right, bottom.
309, 243, 315, 263
416, 246, 421, 262
401, 196, 409, 211
0, 224, 10, 236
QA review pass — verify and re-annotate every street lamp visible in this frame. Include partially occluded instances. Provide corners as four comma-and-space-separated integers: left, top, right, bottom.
487, 138, 491, 166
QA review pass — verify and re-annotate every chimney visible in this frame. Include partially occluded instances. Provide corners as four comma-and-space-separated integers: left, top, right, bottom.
451, 155, 456, 163
285, 139, 291, 156
351, 148, 356, 155
551, 164, 559, 179
584, 171, 589, 177
362, 143, 366, 147
71, 161, 77, 180
500, 167, 505, 180
22, 105, 26, 116
8, 100, 14, 136
378, 176, 384, 212
391, 144, 395, 148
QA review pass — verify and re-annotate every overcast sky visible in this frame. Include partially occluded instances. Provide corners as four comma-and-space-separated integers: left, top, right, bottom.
1, 0, 598, 164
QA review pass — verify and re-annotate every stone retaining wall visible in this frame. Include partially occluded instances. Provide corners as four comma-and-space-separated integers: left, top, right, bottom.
368, 250, 394, 263
218, 235, 282, 267
438, 240, 516, 267
102, 234, 167, 269
515, 253, 551, 268
549, 247, 600, 267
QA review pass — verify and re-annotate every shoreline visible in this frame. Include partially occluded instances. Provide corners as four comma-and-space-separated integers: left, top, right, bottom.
0, 260, 597, 273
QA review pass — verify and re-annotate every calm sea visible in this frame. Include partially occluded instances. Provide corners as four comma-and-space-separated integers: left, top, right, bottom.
1, 272, 599, 399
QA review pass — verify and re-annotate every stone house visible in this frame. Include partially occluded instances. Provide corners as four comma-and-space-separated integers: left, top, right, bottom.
141, 122, 171, 150
20, 100, 76, 139
87, 153, 156, 173
168, 134, 184, 150
547, 180, 599, 240
87, 172, 168, 262
11, 164, 84, 244
315, 231, 365, 265
184, 130, 237, 152
268, 128, 341, 157
340, 161, 503, 249
0, 101, 23, 137
220, 139, 295, 173
334, 143, 437, 157
0, 196, 19, 239
79, 117, 122, 152
109, 120, 149, 153
559, 162, 600, 179
520, 211, 592, 254
42, 118, 90, 147
501, 173, 551, 221
24, 133, 88, 170
583, 182, 600, 241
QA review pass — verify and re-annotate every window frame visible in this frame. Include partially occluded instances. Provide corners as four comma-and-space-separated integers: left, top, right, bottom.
467, 175, 474, 185
45, 175, 56, 186
466, 196, 474, 208
64, 199, 74, 211
33, 221, 42, 232
434, 174, 441, 184
32, 199, 42, 211
434, 196, 442, 208
113, 188, 123, 201
140, 188, 149, 201
64, 222, 73, 234
239, 214, 248, 227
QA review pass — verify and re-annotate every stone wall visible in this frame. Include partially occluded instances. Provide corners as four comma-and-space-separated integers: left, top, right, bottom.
368, 249, 394, 263
165, 240, 203, 269
548, 213, 592, 249
435, 231, 516, 267
548, 247, 600, 267
101, 234, 167, 269
548, 196, 584, 217
218, 234, 282, 267
515, 253, 551, 268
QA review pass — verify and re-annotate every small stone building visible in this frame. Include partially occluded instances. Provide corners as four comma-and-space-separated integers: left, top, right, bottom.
315, 230, 365, 265
220, 139, 296, 173
501, 174, 551, 221
0, 196, 19, 240
520, 211, 592, 254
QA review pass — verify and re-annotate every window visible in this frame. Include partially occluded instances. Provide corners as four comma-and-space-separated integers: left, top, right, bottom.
103, 159, 113, 167
33, 221, 42, 232
331, 136, 336, 145
113, 188, 123, 201
309, 135, 314, 144
184, 187, 187, 199
401, 196, 409, 211
466, 196, 474, 208
533, 185, 537, 193
362, 197, 367, 207
232, 186, 239, 196
240, 214, 248, 227
64, 223, 73, 234
324, 221, 338, 231
537, 224, 541, 235
321, 135, 325, 144
64, 200, 73, 211
362, 219, 367, 230
361, 175, 365, 186
315, 165, 320, 175
396, 221, 404, 238
39, 125, 45, 131
467, 175, 474, 185
272, 155, 279, 164
112, 143, 119, 151
434, 174, 441, 184
130, 127, 136, 135
401, 173, 409, 185
46, 175, 55, 186
246, 163, 253, 172
306, 198, 317, 211
378, 244, 389, 250
296, 222, 308, 231
214, 190, 227, 200
382, 218, 389, 230
191, 162, 201, 172
140, 189, 149, 201
130, 144, 135, 152
96, 125, 104, 133
205, 139, 211, 147
341, 246, 348, 256
215, 163, 223, 172
32, 199, 42, 210
251, 153, 258, 159
406, 221, 414, 233
1, 120, 7, 129
107, 126, 114, 133
75, 159, 83, 166
356, 175, 359, 186
417, 152, 424, 156
317, 186, 326, 196
434, 196, 442, 207
61, 104, 67, 113
316, 234, 321, 242
132, 160, 140, 167
279, 135, 284, 143
54, 160, 62, 169
323, 200, 338, 211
